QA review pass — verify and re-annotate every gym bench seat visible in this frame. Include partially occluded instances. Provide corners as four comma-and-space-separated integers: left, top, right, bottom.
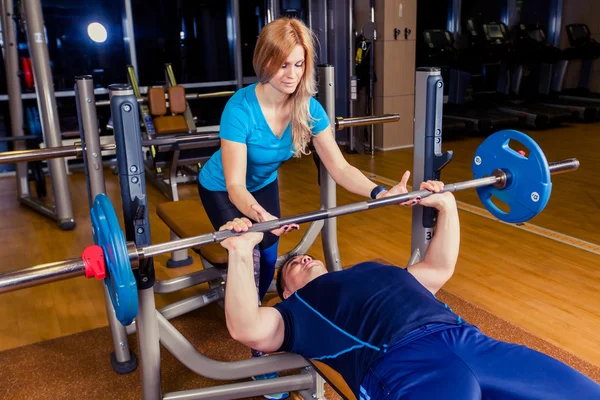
148, 86, 190, 135
156, 199, 228, 267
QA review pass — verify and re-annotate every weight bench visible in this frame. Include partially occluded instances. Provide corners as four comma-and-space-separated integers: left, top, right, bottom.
157, 200, 357, 399
157, 199, 227, 268
144, 86, 220, 200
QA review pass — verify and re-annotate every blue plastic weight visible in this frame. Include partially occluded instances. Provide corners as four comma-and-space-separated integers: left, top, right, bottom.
90, 194, 138, 325
472, 130, 552, 223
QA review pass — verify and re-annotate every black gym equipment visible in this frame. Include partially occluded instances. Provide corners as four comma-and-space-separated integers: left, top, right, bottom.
512, 25, 599, 122
469, 21, 575, 129
559, 23, 600, 103
419, 28, 520, 135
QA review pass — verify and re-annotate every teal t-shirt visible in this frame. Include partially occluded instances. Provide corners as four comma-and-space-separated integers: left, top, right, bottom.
199, 83, 330, 192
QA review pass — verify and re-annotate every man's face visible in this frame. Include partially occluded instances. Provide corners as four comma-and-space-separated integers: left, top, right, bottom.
281, 254, 327, 299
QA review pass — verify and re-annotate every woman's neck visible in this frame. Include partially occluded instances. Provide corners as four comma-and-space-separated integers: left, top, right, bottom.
256, 82, 291, 111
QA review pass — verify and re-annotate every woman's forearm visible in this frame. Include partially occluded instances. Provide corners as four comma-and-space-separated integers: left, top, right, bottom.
227, 184, 263, 221
330, 163, 379, 198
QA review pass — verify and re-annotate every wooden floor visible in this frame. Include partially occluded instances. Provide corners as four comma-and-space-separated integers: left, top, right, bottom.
0, 122, 599, 371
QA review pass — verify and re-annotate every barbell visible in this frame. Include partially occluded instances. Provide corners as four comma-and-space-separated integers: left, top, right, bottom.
0, 114, 400, 165
0, 130, 580, 326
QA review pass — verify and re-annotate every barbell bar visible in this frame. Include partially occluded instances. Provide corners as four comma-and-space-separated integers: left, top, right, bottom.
0, 152, 579, 293
0, 114, 399, 165
0, 156, 578, 295
0, 143, 117, 164
94, 91, 236, 107
334, 114, 400, 130
0, 129, 581, 325
135, 157, 579, 259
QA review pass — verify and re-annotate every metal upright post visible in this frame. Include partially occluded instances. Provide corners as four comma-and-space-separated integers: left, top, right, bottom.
21, 0, 75, 230
317, 65, 341, 272
348, 0, 357, 153
122, 0, 139, 77
409, 67, 452, 266
266, 0, 280, 23
75, 76, 137, 374
0, 0, 28, 199
110, 84, 161, 399
369, 0, 376, 157
231, 0, 243, 89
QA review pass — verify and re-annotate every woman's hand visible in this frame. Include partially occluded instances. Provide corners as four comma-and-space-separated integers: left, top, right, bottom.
250, 204, 300, 237
377, 171, 420, 206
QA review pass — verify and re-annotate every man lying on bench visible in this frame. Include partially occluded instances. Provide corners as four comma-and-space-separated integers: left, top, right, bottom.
219, 177, 600, 400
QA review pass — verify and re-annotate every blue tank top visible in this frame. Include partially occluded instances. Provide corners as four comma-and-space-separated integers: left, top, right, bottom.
199, 83, 330, 192
273, 262, 462, 396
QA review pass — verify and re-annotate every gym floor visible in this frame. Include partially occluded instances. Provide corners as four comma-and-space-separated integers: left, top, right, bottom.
0, 121, 598, 373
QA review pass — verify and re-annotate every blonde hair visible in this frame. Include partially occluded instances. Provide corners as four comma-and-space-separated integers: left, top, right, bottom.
253, 18, 317, 157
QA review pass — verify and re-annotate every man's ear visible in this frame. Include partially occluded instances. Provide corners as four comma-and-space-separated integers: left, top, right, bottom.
283, 289, 292, 300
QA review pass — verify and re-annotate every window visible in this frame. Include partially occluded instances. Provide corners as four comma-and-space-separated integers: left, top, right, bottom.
29, 0, 127, 91
240, 0, 266, 77
132, 0, 234, 85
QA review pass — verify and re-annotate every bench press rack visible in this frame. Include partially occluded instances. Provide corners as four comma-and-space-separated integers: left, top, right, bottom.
102, 65, 398, 399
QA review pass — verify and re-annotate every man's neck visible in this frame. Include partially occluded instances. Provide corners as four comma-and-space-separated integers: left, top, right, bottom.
257, 82, 290, 111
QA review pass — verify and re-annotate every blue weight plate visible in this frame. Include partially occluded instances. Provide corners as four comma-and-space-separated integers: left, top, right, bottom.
90, 194, 138, 325
472, 130, 552, 223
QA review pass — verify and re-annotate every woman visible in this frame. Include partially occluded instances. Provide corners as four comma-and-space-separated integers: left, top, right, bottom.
198, 17, 405, 390
199, 15, 407, 302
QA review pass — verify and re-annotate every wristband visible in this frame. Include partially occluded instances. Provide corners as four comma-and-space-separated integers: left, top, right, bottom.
370, 185, 388, 200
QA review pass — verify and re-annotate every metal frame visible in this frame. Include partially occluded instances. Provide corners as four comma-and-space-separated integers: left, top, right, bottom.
547, 0, 563, 48
410, 68, 452, 265
502, 0, 518, 28
447, 0, 462, 35
0, 0, 76, 229
317, 65, 342, 272
0, 0, 27, 196
122, 0, 138, 78
266, 0, 280, 23
108, 84, 325, 400
109, 67, 344, 398
74, 76, 137, 372
231, 0, 243, 89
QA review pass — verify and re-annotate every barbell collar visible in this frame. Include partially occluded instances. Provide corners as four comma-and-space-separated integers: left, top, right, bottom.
334, 114, 400, 130
127, 242, 140, 270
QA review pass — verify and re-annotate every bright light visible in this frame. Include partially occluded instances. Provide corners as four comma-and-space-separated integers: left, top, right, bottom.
87, 22, 108, 43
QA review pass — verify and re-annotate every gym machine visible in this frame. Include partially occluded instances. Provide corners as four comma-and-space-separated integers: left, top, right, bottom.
0, 0, 75, 229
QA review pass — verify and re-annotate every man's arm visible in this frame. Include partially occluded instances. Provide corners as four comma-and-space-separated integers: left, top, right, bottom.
407, 192, 460, 294
221, 222, 285, 353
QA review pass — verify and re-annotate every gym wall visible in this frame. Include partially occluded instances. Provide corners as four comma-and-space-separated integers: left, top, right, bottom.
560, 0, 600, 92
355, 0, 417, 150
